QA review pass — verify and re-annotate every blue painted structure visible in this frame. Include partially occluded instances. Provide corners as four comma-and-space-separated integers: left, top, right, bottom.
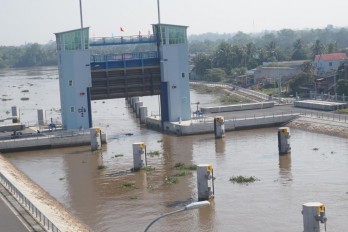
56, 24, 192, 129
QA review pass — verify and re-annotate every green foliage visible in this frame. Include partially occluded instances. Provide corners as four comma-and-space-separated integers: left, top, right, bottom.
229, 175, 259, 184
205, 68, 226, 82
288, 72, 313, 95
336, 79, 348, 95
173, 162, 197, 171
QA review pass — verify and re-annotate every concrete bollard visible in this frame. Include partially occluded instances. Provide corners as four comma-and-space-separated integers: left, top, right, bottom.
90, 127, 102, 151
11, 106, 20, 123
135, 102, 143, 118
278, 127, 291, 155
139, 106, 148, 124
37, 109, 45, 126
133, 142, 146, 171
302, 202, 327, 232
214, 116, 225, 139
132, 97, 140, 112
197, 164, 214, 201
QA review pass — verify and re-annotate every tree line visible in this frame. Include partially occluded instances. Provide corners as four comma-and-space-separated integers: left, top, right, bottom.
1, 25, 348, 71
190, 25, 348, 82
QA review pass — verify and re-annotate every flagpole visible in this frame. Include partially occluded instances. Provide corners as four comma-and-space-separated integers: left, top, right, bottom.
79, 0, 84, 28
157, 0, 162, 44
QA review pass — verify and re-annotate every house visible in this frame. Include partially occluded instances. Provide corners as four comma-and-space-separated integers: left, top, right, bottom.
313, 53, 347, 75
253, 61, 306, 85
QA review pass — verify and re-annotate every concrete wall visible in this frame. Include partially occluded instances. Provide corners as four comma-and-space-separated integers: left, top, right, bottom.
150, 114, 298, 136
201, 102, 274, 114
254, 66, 302, 83
294, 100, 347, 111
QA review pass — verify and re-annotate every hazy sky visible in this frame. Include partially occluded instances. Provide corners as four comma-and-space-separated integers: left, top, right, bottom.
1, 0, 348, 46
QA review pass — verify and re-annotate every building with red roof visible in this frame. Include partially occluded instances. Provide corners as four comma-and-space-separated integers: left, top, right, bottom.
314, 53, 347, 75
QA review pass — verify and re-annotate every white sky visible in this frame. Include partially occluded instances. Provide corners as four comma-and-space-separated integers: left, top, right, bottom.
1, 0, 348, 46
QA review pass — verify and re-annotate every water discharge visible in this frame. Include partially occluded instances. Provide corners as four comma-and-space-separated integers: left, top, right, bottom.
1, 67, 348, 231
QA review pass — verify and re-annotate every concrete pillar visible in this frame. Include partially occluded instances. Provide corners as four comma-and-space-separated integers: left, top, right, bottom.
90, 127, 102, 151
37, 109, 45, 126
135, 102, 143, 118
133, 142, 146, 171
302, 202, 327, 232
132, 97, 140, 112
343, 94, 345, 102
197, 164, 214, 201
139, 106, 148, 124
11, 106, 19, 123
278, 127, 291, 155
214, 116, 225, 139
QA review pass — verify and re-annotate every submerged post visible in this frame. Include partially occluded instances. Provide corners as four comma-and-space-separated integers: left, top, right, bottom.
133, 142, 146, 171
197, 164, 214, 201
302, 202, 327, 232
90, 127, 102, 151
37, 109, 45, 126
139, 106, 148, 124
214, 116, 225, 139
132, 97, 140, 112
11, 106, 20, 123
135, 102, 143, 118
278, 127, 291, 155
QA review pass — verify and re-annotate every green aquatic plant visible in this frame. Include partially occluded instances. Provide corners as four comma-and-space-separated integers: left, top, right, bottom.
229, 175, 259, 184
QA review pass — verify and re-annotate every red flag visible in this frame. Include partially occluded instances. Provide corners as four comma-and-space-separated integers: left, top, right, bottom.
120, 27, 124, 32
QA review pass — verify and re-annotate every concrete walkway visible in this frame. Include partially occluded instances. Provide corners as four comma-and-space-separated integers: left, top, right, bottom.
0, 184, 45, 232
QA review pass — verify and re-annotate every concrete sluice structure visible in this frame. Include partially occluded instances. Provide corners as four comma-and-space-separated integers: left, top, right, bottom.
0, 155, 91, 232
146, 113, 299, 136
294, 100, 347, 111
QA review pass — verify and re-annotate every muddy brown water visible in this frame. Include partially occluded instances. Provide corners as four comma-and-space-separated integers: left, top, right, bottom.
1, 67, 348, 231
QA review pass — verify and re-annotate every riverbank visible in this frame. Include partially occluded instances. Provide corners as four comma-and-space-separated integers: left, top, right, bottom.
287, 115, 348, 138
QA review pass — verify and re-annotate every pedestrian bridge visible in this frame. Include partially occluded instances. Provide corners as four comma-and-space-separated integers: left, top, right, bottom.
89, 35, 161, 100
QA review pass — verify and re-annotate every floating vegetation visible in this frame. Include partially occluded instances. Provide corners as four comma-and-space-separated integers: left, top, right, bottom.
21, 90, 29, 93
141, 166, 155, 172
148, 150, 161, 157
129, 196, 138, 200
2, 98, 12, 101
313, 147, 319, 151
157, 139, 163, 143
59, 177, 65, 181
164, 175, 179, 185
172, 171, 189, 177
173, 162, 197, 171
121, 182, 137, 189
5, 111, 10, 114
97, 165, 106, 170
20, 97, 30, 101
114, 154, 124, 158
229, 175, 259, 184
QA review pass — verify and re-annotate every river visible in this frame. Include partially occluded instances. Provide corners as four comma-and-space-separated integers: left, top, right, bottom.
1, 67, 347, 231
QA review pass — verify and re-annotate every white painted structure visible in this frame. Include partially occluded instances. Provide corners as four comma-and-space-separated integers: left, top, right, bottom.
278, 127, 291, 155
37, 109, 45, 126
197, 164, 214, 201
55, 28, 92, 130
133, 142, 146, 171
155, 24, 191, 122
90, 127, 102, 151
314, 53, 347, 75
302, 202, 327, 232
214, 116, 225, 138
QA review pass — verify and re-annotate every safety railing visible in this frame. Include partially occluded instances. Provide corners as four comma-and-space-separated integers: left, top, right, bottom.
89, 34, 157, 46
0, 172, 61, 232
91, 51, 159, 63
300, 111, 348, 124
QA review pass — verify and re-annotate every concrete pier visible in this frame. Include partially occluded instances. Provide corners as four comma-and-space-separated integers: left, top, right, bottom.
37, 109, 45, 126
11, 106, 19, 123
135, 102, 143, 118
139, 106, 148, 124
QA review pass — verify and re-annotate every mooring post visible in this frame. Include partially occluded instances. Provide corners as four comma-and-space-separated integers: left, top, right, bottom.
132, 97, 140, 112
278, 127, 291, 155
139, 106, 148, 124
133, 142, 146, 171
11, 106, 20, 123
90, 127, 102, 151
37, 109, 45, 126
135, 102, 143, 118
214, 116, 225, 139
302, 202, 327, 232
197, 164, 214, 201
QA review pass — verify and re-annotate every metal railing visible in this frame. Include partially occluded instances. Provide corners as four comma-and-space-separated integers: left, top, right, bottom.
301, 111, 348, 124
91, 51, 159, 63
89, 34, 157, 46
0, 172, 61, 232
